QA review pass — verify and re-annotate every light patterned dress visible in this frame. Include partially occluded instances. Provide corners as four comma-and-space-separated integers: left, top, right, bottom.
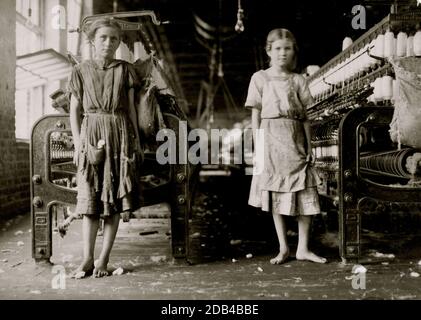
68, 59, 141, 217
245, 70, 321, 216
388, 56, 421, 149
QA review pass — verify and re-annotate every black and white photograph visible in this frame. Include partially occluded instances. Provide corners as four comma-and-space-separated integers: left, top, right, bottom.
1, 0, 421, 307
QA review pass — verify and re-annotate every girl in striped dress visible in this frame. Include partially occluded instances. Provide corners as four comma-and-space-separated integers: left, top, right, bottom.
69, 17, 142, 278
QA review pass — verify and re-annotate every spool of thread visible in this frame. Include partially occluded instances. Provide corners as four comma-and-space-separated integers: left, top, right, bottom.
368, 39, 378, 66
360, 49, 368, 72
343, 62, 350, 82
381, 75, 393, 100
349, 53, 357, 77
375, 34, 385, 58
353, 50, 362, 73
392, 79, 399, 103
342, 37, 353, 51
316, 146, 321, 159
373, 77, 382, 101
396, 31, 407, 57
332, 145, 339, 158
384, 30, 395, 58
406, 35, 414, 57
413, 30, 421, 56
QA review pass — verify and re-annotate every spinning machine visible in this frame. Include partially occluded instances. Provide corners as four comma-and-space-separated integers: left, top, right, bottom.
307, 10, 421, 262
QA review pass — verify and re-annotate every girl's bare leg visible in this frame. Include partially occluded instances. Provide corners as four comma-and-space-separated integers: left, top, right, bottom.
73, 215, 99, 278
93, 214, 120, 277
296, 215, 327, 263
270, 213, 290, 264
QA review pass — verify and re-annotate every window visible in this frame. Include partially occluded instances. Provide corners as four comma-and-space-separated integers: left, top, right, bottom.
67, 0, 82, 55
16, 22, 42, 56
16, 0, 41, 26
16, 0, 42, 56
15, 0, 83, 140
16, 0, 43, 140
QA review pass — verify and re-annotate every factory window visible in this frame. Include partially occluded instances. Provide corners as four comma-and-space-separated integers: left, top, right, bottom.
15, 1, 79, 140
16, 0, 41, 26
15, 0, 43, 140
67, 0, 83, 55
16, 0, 42, 56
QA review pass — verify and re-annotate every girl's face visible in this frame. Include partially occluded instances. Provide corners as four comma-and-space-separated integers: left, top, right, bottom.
92, 26, 121, 60
267, 39, 295, 70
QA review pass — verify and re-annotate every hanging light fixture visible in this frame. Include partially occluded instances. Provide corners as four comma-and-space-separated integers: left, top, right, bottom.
25, 3, 34, 29
235, 0, 244, 33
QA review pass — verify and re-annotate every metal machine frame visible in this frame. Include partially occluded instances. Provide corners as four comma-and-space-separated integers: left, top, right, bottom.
338, 106, 421, 263
30, 113, 197, 263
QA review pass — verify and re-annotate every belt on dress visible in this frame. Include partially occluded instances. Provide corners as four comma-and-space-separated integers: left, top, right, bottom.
262, 114, 305, 121
84, 110, 123, 116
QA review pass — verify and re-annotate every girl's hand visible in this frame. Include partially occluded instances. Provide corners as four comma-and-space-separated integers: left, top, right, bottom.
133, 135, 144, 163
306, 148, 313, 164
121, 211, 131, 222
136, 147, 144, 164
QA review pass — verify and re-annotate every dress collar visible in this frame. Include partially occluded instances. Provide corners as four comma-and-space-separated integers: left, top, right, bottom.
264, 69, 293, 80
89, 59, 125, 70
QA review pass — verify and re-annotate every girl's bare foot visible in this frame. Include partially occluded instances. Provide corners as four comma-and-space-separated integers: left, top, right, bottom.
296, 250, 327, 263
121, 211, 131, 223
270, 248, 290, 265
70, 258, 94, 279
93, 258, 109, 278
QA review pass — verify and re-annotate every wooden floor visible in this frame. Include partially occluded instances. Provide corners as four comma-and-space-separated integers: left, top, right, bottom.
0, 206, 420, 300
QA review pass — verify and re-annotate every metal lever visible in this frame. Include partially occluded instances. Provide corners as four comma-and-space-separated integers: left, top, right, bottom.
82, 10, 169, 27
69, 10, 170, 33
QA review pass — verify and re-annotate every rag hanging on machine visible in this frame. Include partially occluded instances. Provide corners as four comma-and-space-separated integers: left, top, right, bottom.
133, 55, 188, 149
388, 56, 421, 149
133, 56, 166, 149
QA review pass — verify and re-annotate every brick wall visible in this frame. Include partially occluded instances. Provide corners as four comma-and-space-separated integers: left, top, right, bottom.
0, 1, 29, 217
15, 141, 30, 212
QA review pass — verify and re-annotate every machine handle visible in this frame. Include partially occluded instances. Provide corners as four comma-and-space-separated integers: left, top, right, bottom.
68, 10, 170, 33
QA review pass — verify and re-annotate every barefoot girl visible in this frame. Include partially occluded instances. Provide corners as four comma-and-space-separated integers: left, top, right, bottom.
246, 28, 326, 265
69, 17, 142, 278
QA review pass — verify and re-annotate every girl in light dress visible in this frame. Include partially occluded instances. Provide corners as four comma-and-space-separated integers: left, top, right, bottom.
246, 28, 326, 264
